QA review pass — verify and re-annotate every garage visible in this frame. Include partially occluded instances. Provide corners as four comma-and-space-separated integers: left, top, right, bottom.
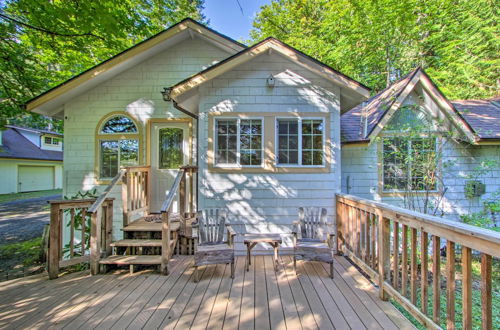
18, 166, 54, 192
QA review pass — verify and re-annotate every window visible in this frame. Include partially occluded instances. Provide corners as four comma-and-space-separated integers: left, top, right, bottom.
52, 138, 60, 145
44, 137, 52, 145
382, 137, 437, 191
277, 118, 324, 166
215, 118, 263, 166
158, 128, 183, 169
98, 115, 139, 178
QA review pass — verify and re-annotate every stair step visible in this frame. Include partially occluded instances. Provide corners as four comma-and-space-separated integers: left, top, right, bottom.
122, 218, 181, 232
99, 255, 161, 265
110, 239, 162, 247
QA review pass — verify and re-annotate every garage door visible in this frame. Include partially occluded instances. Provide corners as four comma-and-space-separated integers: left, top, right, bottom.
18, 166, 54, 192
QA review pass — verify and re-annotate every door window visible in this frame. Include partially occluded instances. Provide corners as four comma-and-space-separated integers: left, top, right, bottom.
158, 128, 184, 169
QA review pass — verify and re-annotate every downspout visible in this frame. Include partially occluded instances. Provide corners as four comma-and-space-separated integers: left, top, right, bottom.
172, 101, 199, 213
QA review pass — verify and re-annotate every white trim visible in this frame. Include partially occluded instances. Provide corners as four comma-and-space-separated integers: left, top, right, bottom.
213, 117, 265, 168
275, 117, 326, 168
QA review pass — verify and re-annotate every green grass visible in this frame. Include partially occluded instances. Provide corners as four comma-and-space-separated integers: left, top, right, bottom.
0, 237, 44, 275
0, 189, 62, 204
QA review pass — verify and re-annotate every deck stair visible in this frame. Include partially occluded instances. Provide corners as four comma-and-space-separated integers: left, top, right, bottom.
98, 216, 181, 271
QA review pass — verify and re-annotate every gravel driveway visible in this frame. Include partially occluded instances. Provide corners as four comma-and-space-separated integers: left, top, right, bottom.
0, 194, 61, 244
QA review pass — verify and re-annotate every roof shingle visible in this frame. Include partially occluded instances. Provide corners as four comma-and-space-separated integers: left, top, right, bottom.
0, 128, 63, 161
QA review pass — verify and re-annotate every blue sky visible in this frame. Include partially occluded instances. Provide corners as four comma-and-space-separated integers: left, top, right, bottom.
202, 0, 271, 43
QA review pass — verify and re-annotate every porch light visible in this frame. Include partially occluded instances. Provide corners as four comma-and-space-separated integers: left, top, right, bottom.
161, 87, 172, 101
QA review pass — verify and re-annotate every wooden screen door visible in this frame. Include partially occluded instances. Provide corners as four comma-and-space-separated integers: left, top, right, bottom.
150, 122, 190, 213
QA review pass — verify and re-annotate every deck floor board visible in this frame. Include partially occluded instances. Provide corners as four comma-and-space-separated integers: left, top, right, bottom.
0, 255, 414, 330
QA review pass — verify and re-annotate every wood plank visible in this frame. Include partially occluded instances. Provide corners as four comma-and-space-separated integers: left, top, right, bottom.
264, 254, 286, 329
462, 246, 472, 330
446, 241, 456, 329
222, 257, 246, 330
432, 235, 441, 324
311, 262, 366, 329
142, 258, 195, 328
392, 221, 399, 289
410, 227, 418, 304
99, 255, 161, 265
205, 260, 235, 329
109, 239, 162, 247
295, 261, 334, 330
334, 256, 408, 330
421, 231, 429, 314
281, 256, 318, 329
401, 224, 408, 297
174, 265, 215, 329
254, 256, 271, 330
239, 253, 255, 330
190, 264, 226, 330
275, 257, 302, 329
481, 253, 492, 330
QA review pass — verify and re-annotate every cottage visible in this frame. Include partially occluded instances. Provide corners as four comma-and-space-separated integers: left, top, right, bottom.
0, 125, 63, 194
341, 68, 499, 221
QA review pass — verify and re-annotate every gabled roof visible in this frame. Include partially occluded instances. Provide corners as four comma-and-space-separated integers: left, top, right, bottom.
6, 125, 63, 137
169, 37, 371, 111
26, 18, 246, 117
452, 99, 500, 140
341, 68, 477, 144
0, 127, 63, 161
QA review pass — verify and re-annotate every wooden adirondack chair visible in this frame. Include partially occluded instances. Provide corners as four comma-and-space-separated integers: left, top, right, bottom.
292, 207, 335, 278
192, 209, 236, 282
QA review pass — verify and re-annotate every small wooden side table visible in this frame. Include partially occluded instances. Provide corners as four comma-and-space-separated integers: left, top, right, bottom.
243, 234, 282, 271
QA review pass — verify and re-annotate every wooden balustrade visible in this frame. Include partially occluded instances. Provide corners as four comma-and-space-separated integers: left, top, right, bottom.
159, 165, 198, 274
47, 198, 114, 279
336, 193, 499, 330
121, 165, 150, 226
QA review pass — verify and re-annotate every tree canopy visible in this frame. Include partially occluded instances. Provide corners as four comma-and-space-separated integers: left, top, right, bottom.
251, 0, 498, 100
0, 0, 205, 131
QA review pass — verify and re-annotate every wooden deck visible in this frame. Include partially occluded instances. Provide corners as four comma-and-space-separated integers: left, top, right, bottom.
0, 255, 414, 330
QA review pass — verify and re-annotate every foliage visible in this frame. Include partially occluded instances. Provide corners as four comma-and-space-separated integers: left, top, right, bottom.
251, 0, 499, 99
0, 237, 43, 273
0, 0, 205, 130
461, 191, 500, 231
62, 189, 98, 257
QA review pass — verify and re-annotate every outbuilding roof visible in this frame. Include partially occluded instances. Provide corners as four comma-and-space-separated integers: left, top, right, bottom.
0, 127, 63, 161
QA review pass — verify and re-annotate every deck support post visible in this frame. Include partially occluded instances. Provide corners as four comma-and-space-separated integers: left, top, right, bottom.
377, 209, 390, 301
90, 207, 102, 275
160, 211, 170, 275
48, 203, 61, 279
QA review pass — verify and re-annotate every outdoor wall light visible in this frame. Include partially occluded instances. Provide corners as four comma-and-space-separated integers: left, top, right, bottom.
161, 87, 172, 101
266, 75, 275, 87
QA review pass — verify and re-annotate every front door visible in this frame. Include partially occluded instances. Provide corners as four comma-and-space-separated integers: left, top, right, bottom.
150, 122, 190, 213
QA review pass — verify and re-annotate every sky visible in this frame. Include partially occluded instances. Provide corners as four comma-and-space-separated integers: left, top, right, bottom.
202, 0, 272, 43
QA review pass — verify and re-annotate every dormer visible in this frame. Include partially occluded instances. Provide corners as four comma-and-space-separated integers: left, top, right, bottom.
41, 134, 63, 151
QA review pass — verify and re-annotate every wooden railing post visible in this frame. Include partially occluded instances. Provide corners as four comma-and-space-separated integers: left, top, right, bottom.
90, 207, 102, 275
376, 209, 390, 300
179, 170, 186, 218
104, 200, 114, 256
481, 253, 492, 330
160, 211, 171, 275
122, 171, 129, 227
48, 203, 61, 279
335, 197, 342, 255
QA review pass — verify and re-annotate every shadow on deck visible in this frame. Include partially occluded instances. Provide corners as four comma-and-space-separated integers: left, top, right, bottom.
0, 255, 414, 329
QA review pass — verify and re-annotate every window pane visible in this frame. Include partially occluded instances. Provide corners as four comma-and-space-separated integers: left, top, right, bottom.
240, 119, 262, 166
383, 138, 409, 190
101, 116, 138, 133
277, 119, 299, 164
216, 119, 237, 165
302, 119, 323, 165
159, 128, 183, 169
120, 139, 139, 167
100, 141, 119, 178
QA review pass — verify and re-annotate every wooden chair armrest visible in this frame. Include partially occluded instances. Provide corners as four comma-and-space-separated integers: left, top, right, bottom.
226, 225, 237, 237
291, 220, 300, 235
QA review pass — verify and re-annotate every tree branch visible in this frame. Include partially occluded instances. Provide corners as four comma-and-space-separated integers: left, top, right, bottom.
0, 13, 105, 40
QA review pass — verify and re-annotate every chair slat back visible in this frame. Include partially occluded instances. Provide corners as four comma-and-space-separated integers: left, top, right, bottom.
197, 209, 226, 245
298, 207, 328, 240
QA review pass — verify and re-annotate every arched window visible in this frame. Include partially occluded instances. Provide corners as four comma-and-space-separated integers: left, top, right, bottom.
97, 114, 140, 179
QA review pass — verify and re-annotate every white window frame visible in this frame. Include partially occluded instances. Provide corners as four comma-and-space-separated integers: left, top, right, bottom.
213, 117, 264, 168
275, 117, 326, 168
381, 136, 439, 193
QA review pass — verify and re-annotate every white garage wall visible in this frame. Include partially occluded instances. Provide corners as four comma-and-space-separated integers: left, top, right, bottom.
0, 159, 62, 194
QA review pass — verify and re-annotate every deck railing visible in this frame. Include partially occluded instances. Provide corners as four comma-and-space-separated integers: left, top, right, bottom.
159, 165, 197, 274
336, 193, 500, 330
47, 198, 114, 279
121, 165, 150, 226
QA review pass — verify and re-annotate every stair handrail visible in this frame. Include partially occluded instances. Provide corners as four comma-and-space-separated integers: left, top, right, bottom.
88, 168, 126, 214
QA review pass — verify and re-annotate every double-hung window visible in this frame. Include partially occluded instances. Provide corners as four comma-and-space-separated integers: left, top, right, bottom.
382, 137, 437, 191
276, 118, 325, 166
215, 118, 263, 167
